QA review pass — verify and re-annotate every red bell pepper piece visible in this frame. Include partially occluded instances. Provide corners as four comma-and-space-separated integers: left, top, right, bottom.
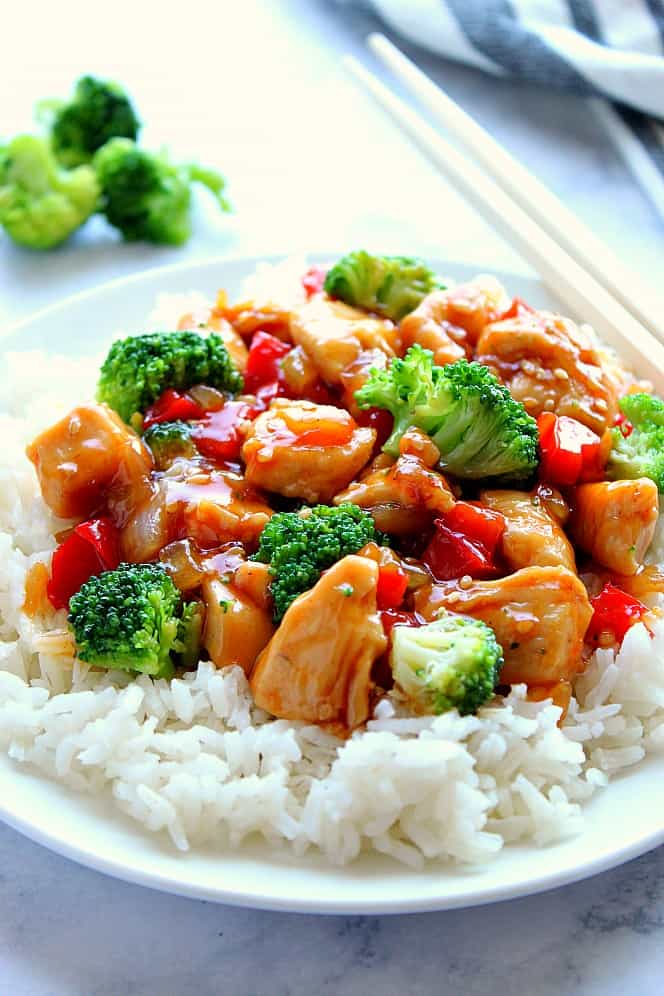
376, 563, 409, 610
586, 583, 649, 644
143, 389, 205, 429
537, 413, 604, 486
355, 407, 394, 452
301, 265, 327, 298
244, 331, 292, 394
47, 517, 120, 610
380, 609, 422, 638
191, 401, 254, 461
444, 502, 506, 560
496, 296, 536, 321
614, 412, 634, 438
423, 522, 500, 581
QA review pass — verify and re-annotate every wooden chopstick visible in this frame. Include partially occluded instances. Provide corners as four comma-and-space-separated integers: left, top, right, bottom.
343, 55, 664, 391
366, 33, 664, 346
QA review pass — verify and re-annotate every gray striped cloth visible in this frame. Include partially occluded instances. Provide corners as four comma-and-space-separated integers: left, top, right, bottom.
344, 0, 664, 187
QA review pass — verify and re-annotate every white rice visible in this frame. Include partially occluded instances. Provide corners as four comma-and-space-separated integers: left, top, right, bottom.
1, 259, 663, 867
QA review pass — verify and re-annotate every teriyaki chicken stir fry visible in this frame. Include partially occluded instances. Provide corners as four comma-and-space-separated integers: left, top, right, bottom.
25, 252, 664, 736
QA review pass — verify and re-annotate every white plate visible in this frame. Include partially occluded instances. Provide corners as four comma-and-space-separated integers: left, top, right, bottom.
1, 254, 662, 914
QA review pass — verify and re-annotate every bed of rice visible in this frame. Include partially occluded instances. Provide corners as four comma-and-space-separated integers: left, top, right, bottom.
1, 260, 663, 869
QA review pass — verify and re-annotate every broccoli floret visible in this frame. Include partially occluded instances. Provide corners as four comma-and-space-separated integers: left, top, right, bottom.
143, 420, 197, 469
97, 330, 243, 423
252, 504, 383, 621
356, 345, 539, 482
608, 393, 664, 492
68, 562, 201, 678
391, 611, 503, 716
324, 250, 444, 321
93, 138, 229, 245
0, 135, 99, 250
40, 75, 140, 168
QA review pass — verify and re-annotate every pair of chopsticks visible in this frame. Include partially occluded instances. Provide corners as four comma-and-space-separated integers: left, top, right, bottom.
345, 35, 664, 389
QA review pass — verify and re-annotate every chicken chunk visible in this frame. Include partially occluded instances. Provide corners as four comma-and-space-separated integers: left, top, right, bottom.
414, 566, 593, 685
242, 399, 375, 503
289, 295, 398, 385
121, 467, 272, 562
250, 555, 386, 730
480, 489, 575, 571
568, 478, 659, 575
400, 276, 511, 365
334, 451, 455, 535
476, 312, 619, 433
202, 577, 274, 675
26, 402, 153, 520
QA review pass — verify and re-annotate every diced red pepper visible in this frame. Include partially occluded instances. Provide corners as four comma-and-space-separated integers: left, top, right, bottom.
444, 502, 506, 560
355, 407, 394, 451
614, 412, 634, 438
244, 331, 292, 394
586, 583, 649, 644
191, 401, 254, 461
496, 296, 536, 321
376, 563, 409, 610
143, 389, 205, 429
537, 413, 604, 486
47, 516, 121, 610
301, 265, 327, 298
380, 609, 422, 638
422, 520, 500, 581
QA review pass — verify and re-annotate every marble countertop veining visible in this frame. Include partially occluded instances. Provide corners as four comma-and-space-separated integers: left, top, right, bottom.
1, 1, 663, 993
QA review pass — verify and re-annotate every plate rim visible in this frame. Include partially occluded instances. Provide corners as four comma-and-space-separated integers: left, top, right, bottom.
1, 252, 662, 914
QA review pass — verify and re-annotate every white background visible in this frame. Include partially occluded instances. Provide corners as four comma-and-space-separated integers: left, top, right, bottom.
1, 1, 663, 993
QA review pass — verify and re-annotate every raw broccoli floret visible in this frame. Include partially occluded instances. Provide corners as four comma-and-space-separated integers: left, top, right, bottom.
391, 611, 503, 716
97, 330, 243, 422
39, 75, 140, 168
93, 138, 230, 245
143, 420, 197, 469
252, 504, 383, 621
356, 345, 539, 482
0, 135, 99, 249
608, 393, 664, 492
68, 562, 201, 678
323, 250, 444, 321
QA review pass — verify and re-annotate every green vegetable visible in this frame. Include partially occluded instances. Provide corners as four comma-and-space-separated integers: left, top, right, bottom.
608, 393, 664, 492
252, 504, 383, 621
0, 135, 99, 249
68, 562, 201, 678
40, 75, 140, 168
143, 420, 197, 470
97, 330, 243, 423
323, 250, 444, 321
391, 611, 503, 716
93, 138, 230, 245
356, 345, 539, 482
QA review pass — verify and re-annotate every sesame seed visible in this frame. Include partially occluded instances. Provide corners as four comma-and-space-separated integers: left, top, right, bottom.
459, 575, 473, 590
553, 367, 569, 381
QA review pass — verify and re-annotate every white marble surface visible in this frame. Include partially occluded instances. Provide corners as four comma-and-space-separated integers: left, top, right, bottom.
1, 1, 663, 993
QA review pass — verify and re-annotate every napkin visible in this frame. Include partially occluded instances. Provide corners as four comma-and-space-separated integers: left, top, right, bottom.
342, 0, 664, 206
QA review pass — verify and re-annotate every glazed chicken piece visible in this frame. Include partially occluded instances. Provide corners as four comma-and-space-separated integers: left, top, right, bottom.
568, 478, 659, 575
339, 347, 390, 416
250, 555, 386, 730
476, 311, 619, 433
334, 443, 455, 536
176, 311, 249, 373
400, 276, 511, 366
480, 489, 575, 571
26, 402, 153, 520
414, 566, 593, 685
202, 576, 274, 675
121, 467, 272, 562
242, 399, 375, 504
289, 295, 398, 385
